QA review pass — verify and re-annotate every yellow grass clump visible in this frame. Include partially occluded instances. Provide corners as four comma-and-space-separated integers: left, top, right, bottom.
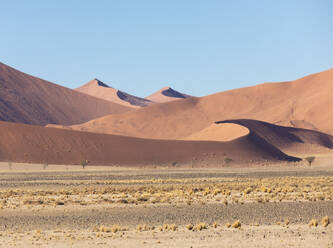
186, 224, 193, 230
321, 216, 330, 227
308, 219, 318, 227
194, 222, 207, 231
231, 220, 241, 228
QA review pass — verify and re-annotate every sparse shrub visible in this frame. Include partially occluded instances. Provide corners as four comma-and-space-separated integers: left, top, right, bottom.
169, 224, 177, 231
321, 216, 330, 227
305, 156, 315, 166
225, 223, 231, 228
55, 201, 65, 206
308, 219, 318, 227
244, 188, 252, 194
231, 220, 241, 228
186, 224, 193, 230
224, 157, 233, 164
194, 222, 207, 231
80, 159, 89, 169
137, 224, 152, 232
284, 219, 289, 226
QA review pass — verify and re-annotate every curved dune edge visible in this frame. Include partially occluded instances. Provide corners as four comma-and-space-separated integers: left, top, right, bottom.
215, 119, 333, 155
0, 121, 301, 166
183, 123, 249, 142
68, 68, 333, 139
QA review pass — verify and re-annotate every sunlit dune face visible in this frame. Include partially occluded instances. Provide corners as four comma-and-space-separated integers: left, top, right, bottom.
184, 123, 249, 142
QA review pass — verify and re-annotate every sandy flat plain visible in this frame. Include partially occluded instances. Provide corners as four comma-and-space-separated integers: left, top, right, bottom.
0, 160, 333, 247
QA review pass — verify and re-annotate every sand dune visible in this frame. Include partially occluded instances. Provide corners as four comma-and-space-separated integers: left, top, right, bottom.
0, 121, 301, 166
0, 62, 131, 126
215, 119, 333, 155
145, 86, 192, 103
70, 68, 333, 139
76, 79, 153, 108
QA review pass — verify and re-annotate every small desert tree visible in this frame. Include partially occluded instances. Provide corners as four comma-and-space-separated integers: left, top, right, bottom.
80, 159, 89, 169
224, 156, 233, 164
305, 156, 315, 166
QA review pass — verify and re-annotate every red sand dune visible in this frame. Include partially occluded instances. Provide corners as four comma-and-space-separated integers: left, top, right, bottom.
76, 79, 154, 108
0, 62, 131, 126
145, 86, 192, 103
0, 121, 302, 166
69, 68, 333, 139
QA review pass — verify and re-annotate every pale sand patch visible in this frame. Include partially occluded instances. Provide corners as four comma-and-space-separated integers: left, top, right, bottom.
0, 225, 332, 248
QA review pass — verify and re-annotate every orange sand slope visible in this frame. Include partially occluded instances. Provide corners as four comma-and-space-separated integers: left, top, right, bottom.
145, 86, 192, 103
0, 62, 131, 126
70, 68, 333, 138
76, 79, 154, 108
185, 123, 250, 142
0, 121, 302, 166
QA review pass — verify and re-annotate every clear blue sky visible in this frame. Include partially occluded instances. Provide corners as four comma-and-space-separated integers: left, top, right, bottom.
1, 0, 332, 97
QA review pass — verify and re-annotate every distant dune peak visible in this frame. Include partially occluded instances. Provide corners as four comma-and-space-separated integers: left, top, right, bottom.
76, 78, 154, 108
146, 86, 192, 103
81, 78, 113, 89
94, 78, 111, 88
161, 87, 186, 98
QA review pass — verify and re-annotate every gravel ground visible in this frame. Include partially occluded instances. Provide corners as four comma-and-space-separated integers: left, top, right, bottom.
1, 201, 332, 231
0, 165, 332, 247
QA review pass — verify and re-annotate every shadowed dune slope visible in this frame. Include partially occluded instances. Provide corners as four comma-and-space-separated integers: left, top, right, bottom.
76, 79, 153, 108
0, 62, 131, 125
69, 68, 333, 138
145, 86, 193, 103
0, 121, 300, 166
216, 119, 333, 155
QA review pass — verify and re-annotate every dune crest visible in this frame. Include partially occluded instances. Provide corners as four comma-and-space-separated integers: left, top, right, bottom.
145, 86, 192, 103
76, 79, 153, 108
69, 68, 333, 139
0, 62, 131, 125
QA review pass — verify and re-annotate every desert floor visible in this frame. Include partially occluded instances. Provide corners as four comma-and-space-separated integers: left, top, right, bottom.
0, 160, 333, 247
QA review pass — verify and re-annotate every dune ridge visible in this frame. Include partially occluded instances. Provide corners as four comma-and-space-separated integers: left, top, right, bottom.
0, 62, 131, 126
145, 86, 192, 103
69, 68, 333, 138
76, 79, 153, 108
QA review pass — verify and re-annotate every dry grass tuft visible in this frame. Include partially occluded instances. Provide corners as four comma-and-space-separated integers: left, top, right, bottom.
194, 222, 207, 231
186, 224, 193, 230
321, 216, 330, 227
231, 220, 241, 228
308, 219, 318, 227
